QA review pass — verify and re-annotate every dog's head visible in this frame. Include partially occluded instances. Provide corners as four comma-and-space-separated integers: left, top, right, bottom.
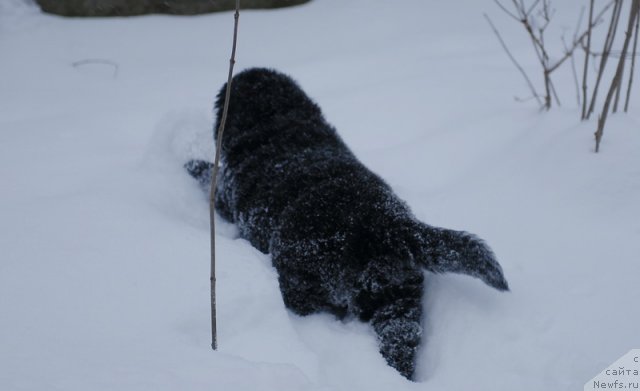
214, 68, 323, 151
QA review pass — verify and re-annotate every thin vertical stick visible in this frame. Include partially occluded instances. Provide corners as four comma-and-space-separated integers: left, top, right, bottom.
582, 0, 594, 119
612, 53, 625, 113
210, 0, 240, 351
569, 6, 586, 108
624, 7, 640, 112
567, 38, 581, 106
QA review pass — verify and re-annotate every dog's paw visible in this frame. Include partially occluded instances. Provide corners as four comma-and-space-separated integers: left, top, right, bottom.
184, 159, 214, 188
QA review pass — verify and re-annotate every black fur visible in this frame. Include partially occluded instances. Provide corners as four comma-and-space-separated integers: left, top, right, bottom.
186, 68, 508, 380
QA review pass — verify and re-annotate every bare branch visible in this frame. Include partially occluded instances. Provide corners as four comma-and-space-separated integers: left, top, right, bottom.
625, 4, 640, 112
484, 13, 543, 106
574, 6, 585, 40
582, 0, 594, 119
548, 1, 615, 74
612, 52, 626, 113
494, 0, 520, 21
588, 0, 623, 119
542, 69, 552, 109
539, 0, 553, 28
491, 0, 614, 111
526, 0, 541, 17
514, 95, 541, 103
595, 0, 639, 152
563, 35, 581, 106
549, 75, 561, 106
582, 49, 640, 59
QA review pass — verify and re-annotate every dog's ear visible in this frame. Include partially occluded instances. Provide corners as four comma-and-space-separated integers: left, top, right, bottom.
415, 224, 509, 291
184, 160, 214, 189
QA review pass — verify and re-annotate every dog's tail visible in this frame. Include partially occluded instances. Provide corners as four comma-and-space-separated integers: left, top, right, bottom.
184, 159, 214, 189
414, 224, 509, 291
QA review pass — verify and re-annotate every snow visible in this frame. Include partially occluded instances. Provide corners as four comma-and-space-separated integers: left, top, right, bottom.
1, 0, 639, 390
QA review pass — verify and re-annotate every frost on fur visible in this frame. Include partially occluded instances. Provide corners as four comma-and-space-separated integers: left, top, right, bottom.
185, 68, 508, 380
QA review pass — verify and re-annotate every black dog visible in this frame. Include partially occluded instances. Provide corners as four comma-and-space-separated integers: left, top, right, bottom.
186, 68, 508, 380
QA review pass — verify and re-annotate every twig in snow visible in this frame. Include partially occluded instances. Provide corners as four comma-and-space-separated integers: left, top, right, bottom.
209, 0, 240, 351
491, 0, 613, 110
582, 0, 594, 119
595, 0, 639, 152
624, 6, 640, 112
484, 13, 543, 106
586, 0, 622, 119
71, 58, 119, 78
563, 35, 581, 107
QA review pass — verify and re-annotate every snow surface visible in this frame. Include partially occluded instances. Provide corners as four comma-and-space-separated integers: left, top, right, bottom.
1, 1, 639, 390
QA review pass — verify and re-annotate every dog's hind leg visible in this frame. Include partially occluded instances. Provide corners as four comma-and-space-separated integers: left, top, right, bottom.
371, 296, 423, 380
353, 263, 425, 380
270, 234, 347, 317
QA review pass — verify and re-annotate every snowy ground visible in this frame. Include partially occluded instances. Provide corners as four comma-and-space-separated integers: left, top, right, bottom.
1, 1, 639, 390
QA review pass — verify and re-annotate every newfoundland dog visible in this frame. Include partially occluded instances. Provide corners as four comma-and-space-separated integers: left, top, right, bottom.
185, 68, 508, 379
